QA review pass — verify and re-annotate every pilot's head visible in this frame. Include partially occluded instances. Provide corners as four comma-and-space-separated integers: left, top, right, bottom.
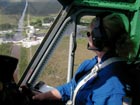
87, 13, 134, 58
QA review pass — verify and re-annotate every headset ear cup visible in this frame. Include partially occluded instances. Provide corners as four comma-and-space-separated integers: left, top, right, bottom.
91, 17, 107, 51
93, 38, 104, 51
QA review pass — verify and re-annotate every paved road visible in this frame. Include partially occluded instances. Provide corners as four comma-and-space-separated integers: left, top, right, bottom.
11, 44, 20, 83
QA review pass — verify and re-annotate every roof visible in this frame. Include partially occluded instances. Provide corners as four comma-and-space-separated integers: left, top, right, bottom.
74, 0, 140, 11
58, 0, 140, 11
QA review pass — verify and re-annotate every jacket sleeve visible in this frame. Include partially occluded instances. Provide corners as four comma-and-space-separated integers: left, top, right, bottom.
56, 78, 75, 102
56, 58, 97, 102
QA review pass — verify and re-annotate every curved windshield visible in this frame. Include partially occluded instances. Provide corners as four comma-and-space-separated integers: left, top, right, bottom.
0, 0, 61, 83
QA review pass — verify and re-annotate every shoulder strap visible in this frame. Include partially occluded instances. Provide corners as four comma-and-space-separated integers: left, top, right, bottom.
99, 57, 125, 69
92, 57, 125, 75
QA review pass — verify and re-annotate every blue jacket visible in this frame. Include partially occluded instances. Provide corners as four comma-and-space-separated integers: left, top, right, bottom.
56, 53, 126, 105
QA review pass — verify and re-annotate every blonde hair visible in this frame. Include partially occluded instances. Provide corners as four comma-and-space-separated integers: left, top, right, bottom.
103, 13, 135, 58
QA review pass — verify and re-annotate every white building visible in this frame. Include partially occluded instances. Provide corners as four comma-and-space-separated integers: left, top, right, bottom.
26, 25, 35, 39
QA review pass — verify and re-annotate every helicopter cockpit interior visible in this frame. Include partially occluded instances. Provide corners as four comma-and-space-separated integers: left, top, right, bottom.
0, 0, 140, 105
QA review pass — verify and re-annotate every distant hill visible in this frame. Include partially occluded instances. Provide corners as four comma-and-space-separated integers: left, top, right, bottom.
0, 1, 61, 16
28, 1, 62, 16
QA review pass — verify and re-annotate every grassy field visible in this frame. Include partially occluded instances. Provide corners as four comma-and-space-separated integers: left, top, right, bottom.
37, 36, 96, 87
0, 14, 18, 25
0, 35, 96, 87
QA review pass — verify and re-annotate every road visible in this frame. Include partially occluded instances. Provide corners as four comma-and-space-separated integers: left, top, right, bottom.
11, 44, 20, 83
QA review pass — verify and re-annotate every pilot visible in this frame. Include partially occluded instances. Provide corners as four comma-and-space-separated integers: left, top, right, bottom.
32, 13, 134, 105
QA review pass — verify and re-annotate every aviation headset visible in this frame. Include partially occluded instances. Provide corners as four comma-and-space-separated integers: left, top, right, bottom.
87, 13, 129, 51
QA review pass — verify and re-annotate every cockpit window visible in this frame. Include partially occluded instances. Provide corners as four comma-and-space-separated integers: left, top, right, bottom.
0, 0, 61, 83
36, 15, 96, 87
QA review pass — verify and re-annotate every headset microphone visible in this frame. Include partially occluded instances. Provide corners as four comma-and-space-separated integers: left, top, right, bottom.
87, 43, 100, 51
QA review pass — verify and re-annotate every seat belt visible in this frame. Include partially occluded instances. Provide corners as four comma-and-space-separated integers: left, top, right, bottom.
66, 57, 125, 105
